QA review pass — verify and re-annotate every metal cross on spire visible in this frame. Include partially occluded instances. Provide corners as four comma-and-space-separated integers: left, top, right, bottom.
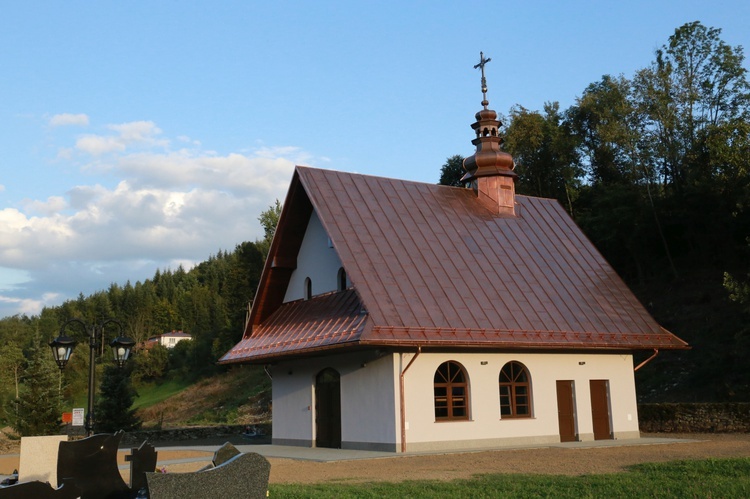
474, 51, 492, 109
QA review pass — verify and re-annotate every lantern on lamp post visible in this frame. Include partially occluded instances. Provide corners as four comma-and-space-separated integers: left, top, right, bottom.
50, 318, 135, 436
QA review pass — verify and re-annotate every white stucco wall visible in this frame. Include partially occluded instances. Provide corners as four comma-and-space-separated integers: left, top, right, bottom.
271, 352, 398, 450
271, 350, 640, 452
283, 210, 346, 303
399, 352, 640, 451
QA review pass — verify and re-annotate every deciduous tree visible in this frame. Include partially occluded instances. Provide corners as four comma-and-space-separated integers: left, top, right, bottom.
438, 155, 466, 187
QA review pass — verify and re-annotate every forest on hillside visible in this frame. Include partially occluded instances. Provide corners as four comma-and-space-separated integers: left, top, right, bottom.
1, 21, 749, 434
441, 21, 750, 401
0, 202, 280, 433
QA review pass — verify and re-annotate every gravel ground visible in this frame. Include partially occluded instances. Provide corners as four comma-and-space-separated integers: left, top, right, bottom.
162, 433, 750, 484
3, 433, 749, 485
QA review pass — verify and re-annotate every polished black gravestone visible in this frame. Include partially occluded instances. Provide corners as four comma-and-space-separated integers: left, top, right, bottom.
126, 441, 158, 494
57, 431, 130, 499
146, 451, 271, 499
0, 477, 80, 499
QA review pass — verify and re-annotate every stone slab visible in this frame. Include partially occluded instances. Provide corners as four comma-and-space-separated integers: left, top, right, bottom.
212, 442, 241, 466
18, 435, 67, 484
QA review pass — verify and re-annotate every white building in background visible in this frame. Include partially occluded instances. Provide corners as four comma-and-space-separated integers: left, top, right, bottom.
146, 330, 192, 349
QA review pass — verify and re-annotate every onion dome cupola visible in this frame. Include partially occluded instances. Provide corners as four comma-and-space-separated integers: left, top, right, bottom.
462, 52, 517, 216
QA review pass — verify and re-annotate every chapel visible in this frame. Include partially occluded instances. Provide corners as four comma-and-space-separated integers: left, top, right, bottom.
220, 55, 688, 452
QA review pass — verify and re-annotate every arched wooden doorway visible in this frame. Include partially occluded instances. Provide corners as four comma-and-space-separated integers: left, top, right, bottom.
315, 368, 341, 448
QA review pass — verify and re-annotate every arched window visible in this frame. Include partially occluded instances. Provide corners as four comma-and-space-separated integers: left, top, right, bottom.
434, 361, 469, 421
499, 361, 532, 418
337, 267, 347, 291
304, 277, 312, 300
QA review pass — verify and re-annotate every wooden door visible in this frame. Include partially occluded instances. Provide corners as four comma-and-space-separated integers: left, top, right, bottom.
556, 380, 577, 442
315, 368, 341, 448
589, 379, 612, 440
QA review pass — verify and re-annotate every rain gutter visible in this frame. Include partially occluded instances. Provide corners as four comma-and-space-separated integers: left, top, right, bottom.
399, 346, 421, 453
634, 349, 659, 372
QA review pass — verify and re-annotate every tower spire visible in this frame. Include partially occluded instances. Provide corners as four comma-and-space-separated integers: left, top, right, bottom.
474, 52, 491, 109
462, 52, 517, 216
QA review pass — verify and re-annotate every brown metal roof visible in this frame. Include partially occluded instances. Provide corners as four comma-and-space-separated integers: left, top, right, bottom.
220, 289, 367, 363
220, 166, 687, 364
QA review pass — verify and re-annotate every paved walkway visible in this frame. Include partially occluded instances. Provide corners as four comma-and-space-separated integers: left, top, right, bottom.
153, 435, 696, 465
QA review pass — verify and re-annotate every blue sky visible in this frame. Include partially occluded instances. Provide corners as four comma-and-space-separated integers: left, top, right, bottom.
1, 1, 748, 319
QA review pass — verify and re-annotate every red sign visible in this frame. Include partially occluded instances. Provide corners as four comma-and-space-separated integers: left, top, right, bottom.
62, 412, 73, 424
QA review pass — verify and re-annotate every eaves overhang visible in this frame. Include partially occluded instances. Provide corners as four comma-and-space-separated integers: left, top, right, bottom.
361, 325, 689, 351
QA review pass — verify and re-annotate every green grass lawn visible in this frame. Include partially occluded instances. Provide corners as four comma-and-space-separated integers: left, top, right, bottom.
59, 378, 189, 413
269, 458, 750, 498
131, 379, 191, 409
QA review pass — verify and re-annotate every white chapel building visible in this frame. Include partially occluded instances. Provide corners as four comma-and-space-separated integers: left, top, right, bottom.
220, 67, 688, 452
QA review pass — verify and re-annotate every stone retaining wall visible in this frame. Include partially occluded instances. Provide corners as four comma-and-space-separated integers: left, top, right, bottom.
115, 404, 749, 444
120, 423, 271, 445
638, 403, 750, 433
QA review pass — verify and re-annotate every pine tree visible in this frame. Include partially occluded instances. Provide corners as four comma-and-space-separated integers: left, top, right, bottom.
14, 338, 62, 436
94, 364, 141, 433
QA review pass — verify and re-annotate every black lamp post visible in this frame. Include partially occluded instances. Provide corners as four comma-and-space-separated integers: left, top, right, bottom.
50, 318, 135, 436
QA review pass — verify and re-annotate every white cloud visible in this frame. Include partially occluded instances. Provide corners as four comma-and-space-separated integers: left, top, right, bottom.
0, 292, 61, 316
113, 151, 294, 196
74, 120, 168, 156
177, 135, 200, 146
22, 195, 67, 216
49, 113, 90, 127
107, 121, 164, 144
76, 135, 127, 155
0, 118, 314, 318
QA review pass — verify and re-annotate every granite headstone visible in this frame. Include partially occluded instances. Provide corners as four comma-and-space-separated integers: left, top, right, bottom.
146, 452, 271, 499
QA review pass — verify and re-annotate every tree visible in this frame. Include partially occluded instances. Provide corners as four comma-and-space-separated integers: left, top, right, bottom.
438, 155, 466, 187
226, 242, 263, 328
259, 200, 282, 243
256, 200, 282, 259
633, 21, 750, 192
0, 342, 25, 400
94, 364, 141, 433
504, 103, 581, 213
132, 345, 170, 382
14, 337, 61, 436
569, 75, 644, 186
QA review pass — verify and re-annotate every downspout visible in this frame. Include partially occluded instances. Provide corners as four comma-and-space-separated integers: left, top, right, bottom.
634, 349, 659, 372
399, 346, 421, 453
263, 364, 273, 380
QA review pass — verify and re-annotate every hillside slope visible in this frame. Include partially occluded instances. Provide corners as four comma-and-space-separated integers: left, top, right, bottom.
135, 366, 271, 427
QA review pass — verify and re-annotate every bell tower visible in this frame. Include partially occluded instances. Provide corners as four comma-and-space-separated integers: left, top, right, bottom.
461, 52, 517, 216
